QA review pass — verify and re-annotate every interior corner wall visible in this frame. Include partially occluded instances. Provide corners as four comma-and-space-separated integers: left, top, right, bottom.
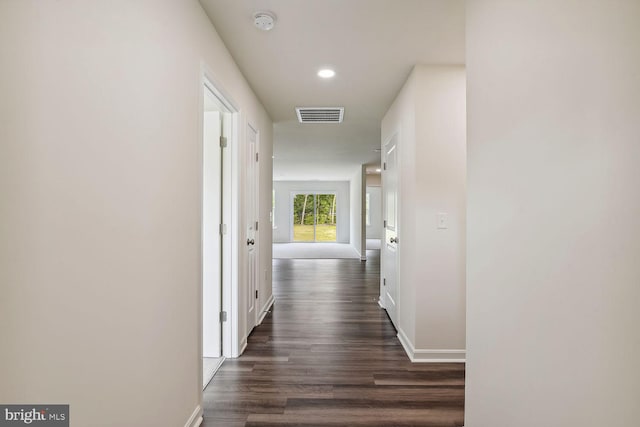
381, 65, 466, 360
366, 174, 382, 240
412, 65, 466, 353
366, 186, 382, 239
0, 1, 272, 426
366, 174, 382, 187
272, 181, 350, 243
381, 71, 417, 346
349, 167, 364, 258
466, 1, 640, 426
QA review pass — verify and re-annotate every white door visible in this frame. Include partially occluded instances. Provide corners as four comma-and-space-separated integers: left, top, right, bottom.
246, 124, 259, 332
202, 108, 222, 358
382, 133, 399, 328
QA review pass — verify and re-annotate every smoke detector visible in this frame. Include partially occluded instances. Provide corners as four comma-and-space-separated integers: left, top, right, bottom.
253, 11, 276, 31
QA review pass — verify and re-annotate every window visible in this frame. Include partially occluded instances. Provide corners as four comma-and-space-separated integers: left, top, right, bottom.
292, 193, 337, 242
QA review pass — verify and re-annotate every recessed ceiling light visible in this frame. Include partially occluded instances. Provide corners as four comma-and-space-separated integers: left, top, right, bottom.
253, 11, 276, 31
317, 68, 336, 79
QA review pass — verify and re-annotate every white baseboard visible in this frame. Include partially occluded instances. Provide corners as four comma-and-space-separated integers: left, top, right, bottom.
397, 328, 465, 363
239, 337, 247, 356
377, 297, 385, 309
184, 405, 203, 427
232, 296, 273, 359
203, 357, 225, 390
257, 294, 275, 325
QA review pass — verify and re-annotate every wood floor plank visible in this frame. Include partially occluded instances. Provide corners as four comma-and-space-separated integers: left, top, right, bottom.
202, 250, 465, 426
245, 411, 463, 427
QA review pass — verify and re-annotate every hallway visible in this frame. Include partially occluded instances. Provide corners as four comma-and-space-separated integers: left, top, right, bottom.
202, 251, 465, 426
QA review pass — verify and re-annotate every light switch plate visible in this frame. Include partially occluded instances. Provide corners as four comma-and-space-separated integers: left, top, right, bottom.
437, 212, 448, 229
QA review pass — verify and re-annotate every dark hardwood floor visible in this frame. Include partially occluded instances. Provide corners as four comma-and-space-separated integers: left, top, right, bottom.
202, 250, 465, 426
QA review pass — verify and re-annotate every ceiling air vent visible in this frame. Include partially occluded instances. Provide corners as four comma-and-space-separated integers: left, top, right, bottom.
296, 107, 344, 124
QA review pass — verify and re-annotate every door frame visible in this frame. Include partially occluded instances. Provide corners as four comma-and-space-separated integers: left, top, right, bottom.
245, 122, 260, 333
380, 130, 400, 319
202, 97, 224, 363
199, 66, 242, 398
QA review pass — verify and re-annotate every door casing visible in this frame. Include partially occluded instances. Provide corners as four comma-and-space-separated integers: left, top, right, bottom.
199, 68, 243, 392
381, 132, 399, 328
245, 123, 259, 333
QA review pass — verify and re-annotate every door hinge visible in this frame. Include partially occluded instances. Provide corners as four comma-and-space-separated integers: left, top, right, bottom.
383, 278, 386, 286
383, 162, 387, 170
255, 221, 259, 231
220, 136, 227, 148
255, 290, 259, 299
383, 220, 387, 228
219, 224, 226, 235
255, 152, 259, 162
220, 311, 227, 322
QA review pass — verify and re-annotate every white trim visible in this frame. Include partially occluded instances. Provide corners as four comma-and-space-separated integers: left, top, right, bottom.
203, 356, 225, 390
197, 75, 205, 413
202, 65, 240, 112
184, 405, 203, 427
228, 111, 241, 358
257, 295, 275, 325
239, 336, 248, 356
201, 64, 241, 360
377, 297, 385, 309
397, 327, 413, 358
380, 129, 401, 323
397, 328, 465, 363
247, 121, 260, 333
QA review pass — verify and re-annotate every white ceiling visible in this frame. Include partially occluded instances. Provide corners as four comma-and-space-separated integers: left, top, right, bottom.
200, 0, 465, 180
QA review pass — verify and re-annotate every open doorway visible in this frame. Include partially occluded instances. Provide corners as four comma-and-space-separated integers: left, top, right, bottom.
365, 170, 382, 250
201, 79, 234, 389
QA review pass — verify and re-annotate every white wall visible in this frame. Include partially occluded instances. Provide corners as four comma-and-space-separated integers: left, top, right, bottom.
366, 174, 382, 187
381, 65, 466, 361
466, 1, 640, 426
0, 1, 272, 426
366, 186, 382, 239
272, 181, 350, 243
